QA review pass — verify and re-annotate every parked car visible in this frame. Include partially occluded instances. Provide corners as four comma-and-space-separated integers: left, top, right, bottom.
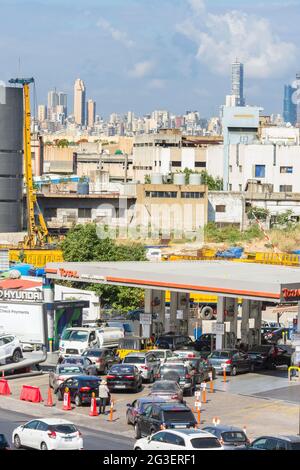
134, 402, 197, 439
0, 334, 23, 364
148, 380, 184, 402
81, 348, 120, 375
60, 356, 97, 376
247, 344, 292, 370
263, 328, 290, 344
157, 362, 196, 396
122, 352, 160, 383
49, 364, 85, 391
0, 434, 10, 450
126, 397, 168, 425
247, 435, 300, 450
207, 349, 253, 376
56, 375, 100, 406
150, 349, 175, 364
173, 350, 200, 359
107, 364, 143, 393
134, 429, 223, 450
155, 335, 195, 351
12, 418, 83, 450
202, 424, 250, 449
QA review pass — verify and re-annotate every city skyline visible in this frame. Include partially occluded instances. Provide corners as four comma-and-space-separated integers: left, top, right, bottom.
0, 0, 299, 117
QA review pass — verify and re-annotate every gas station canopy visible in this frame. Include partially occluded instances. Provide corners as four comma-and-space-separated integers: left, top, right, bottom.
45, 261, 300, 303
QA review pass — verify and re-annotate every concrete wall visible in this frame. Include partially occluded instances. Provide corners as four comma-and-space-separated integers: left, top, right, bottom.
208, 192, 245, 228
0, 87, 23, 232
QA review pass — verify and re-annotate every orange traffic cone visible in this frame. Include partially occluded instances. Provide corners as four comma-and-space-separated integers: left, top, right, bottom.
45, 387, 55, 407
63, 387, 72, 411
89, 392, 98, 417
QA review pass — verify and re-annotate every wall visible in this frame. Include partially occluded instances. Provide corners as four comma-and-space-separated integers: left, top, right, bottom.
208, 192, 245, 228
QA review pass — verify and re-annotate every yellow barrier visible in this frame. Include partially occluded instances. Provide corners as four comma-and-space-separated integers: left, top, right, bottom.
9, 249, 63, 268
288, 366, 300, 381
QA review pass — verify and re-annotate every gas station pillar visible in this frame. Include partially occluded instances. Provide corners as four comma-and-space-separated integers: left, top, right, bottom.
241, 300, 250, 346
144, 289, 165, 337
43, 278, 55, 352
216, 296, 225, 349
170, 292, 190, 335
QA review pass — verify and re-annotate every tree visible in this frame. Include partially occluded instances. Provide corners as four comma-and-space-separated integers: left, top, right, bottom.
247, 206, 270, 222
274, 210, 297, 229
60, 224, 146, 311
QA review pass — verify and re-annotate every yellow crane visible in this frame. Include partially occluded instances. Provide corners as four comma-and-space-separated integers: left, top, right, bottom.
9, 78, 52, 249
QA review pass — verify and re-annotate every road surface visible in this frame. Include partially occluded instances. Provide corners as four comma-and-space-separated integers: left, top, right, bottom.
0, 409, 133, 450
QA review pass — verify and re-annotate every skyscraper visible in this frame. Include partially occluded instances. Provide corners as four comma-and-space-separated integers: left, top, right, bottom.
38, 104, 47, 122
283, 84, 297, 125
47, 90, 59, 110
87, 99, 96, 128
74, 79, 86, 126
231, 59, 245, 107
58, 92, 68, 117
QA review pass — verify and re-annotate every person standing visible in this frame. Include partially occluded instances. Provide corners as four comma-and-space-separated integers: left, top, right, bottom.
98, 379, 110, 415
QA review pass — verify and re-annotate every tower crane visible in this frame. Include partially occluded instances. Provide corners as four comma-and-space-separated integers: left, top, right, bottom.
9, 78, 52, 248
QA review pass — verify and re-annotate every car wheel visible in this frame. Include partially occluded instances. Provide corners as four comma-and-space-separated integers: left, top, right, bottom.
135, 447, 142, 450
135, 423, 141, 439
14, 435, 22, 449
231, 366, 237, 376
12, 349, 22, 363
41, 442, 48, 451
75, 394, 82, 407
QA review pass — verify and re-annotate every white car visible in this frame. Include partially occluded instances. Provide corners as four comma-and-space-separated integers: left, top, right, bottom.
150, 349, 176, 364
134, 429, 223, 451
0, 334, 23, 364
12, 418, 83, 450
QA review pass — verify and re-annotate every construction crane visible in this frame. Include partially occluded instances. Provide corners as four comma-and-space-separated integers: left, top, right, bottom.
9, 78, 52, 249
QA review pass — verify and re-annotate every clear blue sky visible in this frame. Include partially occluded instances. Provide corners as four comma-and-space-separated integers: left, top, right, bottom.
0, 0, 299, 118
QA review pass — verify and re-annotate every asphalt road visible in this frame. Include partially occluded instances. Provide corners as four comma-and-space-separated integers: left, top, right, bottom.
0, 409, 133, 450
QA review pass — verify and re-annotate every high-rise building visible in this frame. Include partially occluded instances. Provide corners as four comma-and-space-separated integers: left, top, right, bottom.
47, 90, 59, 110
38, 104, 47, 122
74, 79, 86, 126
231, 59, 245, 107
87, 99, 96, 128
58, 92, 68, 116
283, 85, 297, 125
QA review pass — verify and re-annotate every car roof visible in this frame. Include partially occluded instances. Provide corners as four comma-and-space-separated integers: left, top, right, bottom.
255, 435, 300, 442
159, 429, 214, 437
138, 397, 168, 403
204, 424, 244, 432
155, 403, 190, 411
68, 375, 99, 380
30, 418, 75, 425
125, 353, 147, 357
152, 380, 179, 386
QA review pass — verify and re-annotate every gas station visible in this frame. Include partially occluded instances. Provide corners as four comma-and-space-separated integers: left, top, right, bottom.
45, 260, 300, 352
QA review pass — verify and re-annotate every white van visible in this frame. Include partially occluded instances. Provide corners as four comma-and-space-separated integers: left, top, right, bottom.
59, 327, 124, 358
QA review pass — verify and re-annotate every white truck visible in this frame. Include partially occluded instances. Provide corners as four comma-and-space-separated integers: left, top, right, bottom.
59, 326, 124, 358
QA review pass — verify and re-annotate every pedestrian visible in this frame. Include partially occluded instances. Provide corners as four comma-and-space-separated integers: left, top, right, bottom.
98, 379, 110, 415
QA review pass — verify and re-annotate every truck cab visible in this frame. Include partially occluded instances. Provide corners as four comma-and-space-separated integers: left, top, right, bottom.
59, 328, 97, 358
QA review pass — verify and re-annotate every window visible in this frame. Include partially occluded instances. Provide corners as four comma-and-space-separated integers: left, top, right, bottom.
147, 191, 177, 198
239, 165, 242, 172
37, 421, 48, 432
229, 165, 232, 172
229, 184, 232, 191
171, 161, 181, 167
239, 184, 242, 192
195, 162, 206, 168
191, 437, 221, 449
216, 205, 226, 213
151, 432, 167, 443
44, 208, 57, 219
252, 438, 268, 449
164, 433, 185, 447
24, 420, 39, 430
78, 208, 91, 218
280, 166, 293, 174
280, 185, 293, 192
181, 192, 204, 199
255, 165, 266, 178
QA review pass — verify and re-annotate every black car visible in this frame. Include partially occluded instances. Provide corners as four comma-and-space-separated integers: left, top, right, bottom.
107, 364, 142, 393
61, 356, 97, 376
155, 335, 195, 351
202, 425, 250, 449
81, 348, 120, 375
56, 375, 101, 406
126, 397, 168, 425
248, 344, 292, 370
194, 334, 216, 353
247, 435, 300, 450
0, 434, 10, 450
134, 402, 197, 439
157, 362, 196, 396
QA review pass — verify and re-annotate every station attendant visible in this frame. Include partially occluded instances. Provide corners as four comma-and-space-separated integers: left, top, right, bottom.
98, 379, 110, 415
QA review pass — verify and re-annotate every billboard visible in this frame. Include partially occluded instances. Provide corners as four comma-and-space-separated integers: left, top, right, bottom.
0, 302, 47, 344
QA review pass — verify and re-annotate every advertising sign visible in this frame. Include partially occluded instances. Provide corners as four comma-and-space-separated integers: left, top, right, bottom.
140, 313, 152, 325
0, 289, 43, 303
0, 303, 46, 344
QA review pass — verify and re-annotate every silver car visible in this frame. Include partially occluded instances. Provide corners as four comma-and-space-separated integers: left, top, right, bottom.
49, 364, 86, 391
122, 352, 160, 382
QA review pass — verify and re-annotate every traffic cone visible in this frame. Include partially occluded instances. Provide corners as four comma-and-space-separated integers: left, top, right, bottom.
89, 392, 98, 417
63, 387, 72, 411
45, 387, 55, 407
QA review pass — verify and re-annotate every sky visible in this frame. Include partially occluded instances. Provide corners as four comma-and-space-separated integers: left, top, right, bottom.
0, 0, 299, 118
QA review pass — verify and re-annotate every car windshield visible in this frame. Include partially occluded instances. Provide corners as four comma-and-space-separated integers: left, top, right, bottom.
152, 351, 165, 358
123, 356, 145, 364
152, 382, 178, 391
49, 424, 77, 434
191, 437, 222, 449
222, 432, 247, 442
58, 366, 83, 374
211, 351, 231, 359
63, 358, 84, 365
110, 365, 134, 374
163, 410, 194, 422
86, 350, 103, 357
61, 330, 89, 342
161, 365, 185, 375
